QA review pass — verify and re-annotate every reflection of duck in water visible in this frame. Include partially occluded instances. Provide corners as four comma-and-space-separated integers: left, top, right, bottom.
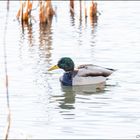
59, 86, 75, 110
59, 85, 105, 114
48, 57, 115, 89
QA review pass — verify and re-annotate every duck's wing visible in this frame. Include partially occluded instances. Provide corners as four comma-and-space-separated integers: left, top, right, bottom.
77, 64, 115, 77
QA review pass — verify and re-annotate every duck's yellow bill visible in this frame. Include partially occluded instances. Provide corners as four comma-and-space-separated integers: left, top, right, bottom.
48, 65, 59, 71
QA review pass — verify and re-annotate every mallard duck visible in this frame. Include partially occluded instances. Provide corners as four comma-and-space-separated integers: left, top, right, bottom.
48, 57, 115, 86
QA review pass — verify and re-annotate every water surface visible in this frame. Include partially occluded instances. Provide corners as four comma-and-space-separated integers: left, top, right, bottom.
0, 1, 140, 139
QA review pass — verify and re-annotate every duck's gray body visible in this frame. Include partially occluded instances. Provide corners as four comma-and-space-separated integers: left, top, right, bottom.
60, 64, 115, 86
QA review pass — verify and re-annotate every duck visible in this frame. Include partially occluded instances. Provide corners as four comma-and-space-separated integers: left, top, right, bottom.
48, 57, 115, 86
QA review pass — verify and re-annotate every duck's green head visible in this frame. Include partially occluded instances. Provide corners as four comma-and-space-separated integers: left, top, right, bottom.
48, 57, 75, 72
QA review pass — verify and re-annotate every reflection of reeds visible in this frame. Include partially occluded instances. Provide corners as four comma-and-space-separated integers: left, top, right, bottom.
17, 0, 55, 24
70, 1, 97, 18
89, 0, 97, 17
16, 0, 98, 26
39, 0, 55, 24
39, 15, 53, 60
89, 0, 98, 29
27, 23, 34, 47
70, 0, 74, 15
79, 0, 82, 21
7, 0, 9, 11
17, 0, 33, 23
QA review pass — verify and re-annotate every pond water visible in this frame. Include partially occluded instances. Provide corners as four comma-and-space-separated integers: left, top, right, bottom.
0, 1, 140, 139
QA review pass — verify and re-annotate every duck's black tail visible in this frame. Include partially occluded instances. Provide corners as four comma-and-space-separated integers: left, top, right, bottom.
107, 68, 117, 71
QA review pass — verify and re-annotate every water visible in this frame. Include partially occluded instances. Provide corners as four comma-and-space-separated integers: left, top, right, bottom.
0, 1, 140, 139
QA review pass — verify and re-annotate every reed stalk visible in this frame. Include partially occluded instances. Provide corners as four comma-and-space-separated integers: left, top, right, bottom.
89, 0, 97, 17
